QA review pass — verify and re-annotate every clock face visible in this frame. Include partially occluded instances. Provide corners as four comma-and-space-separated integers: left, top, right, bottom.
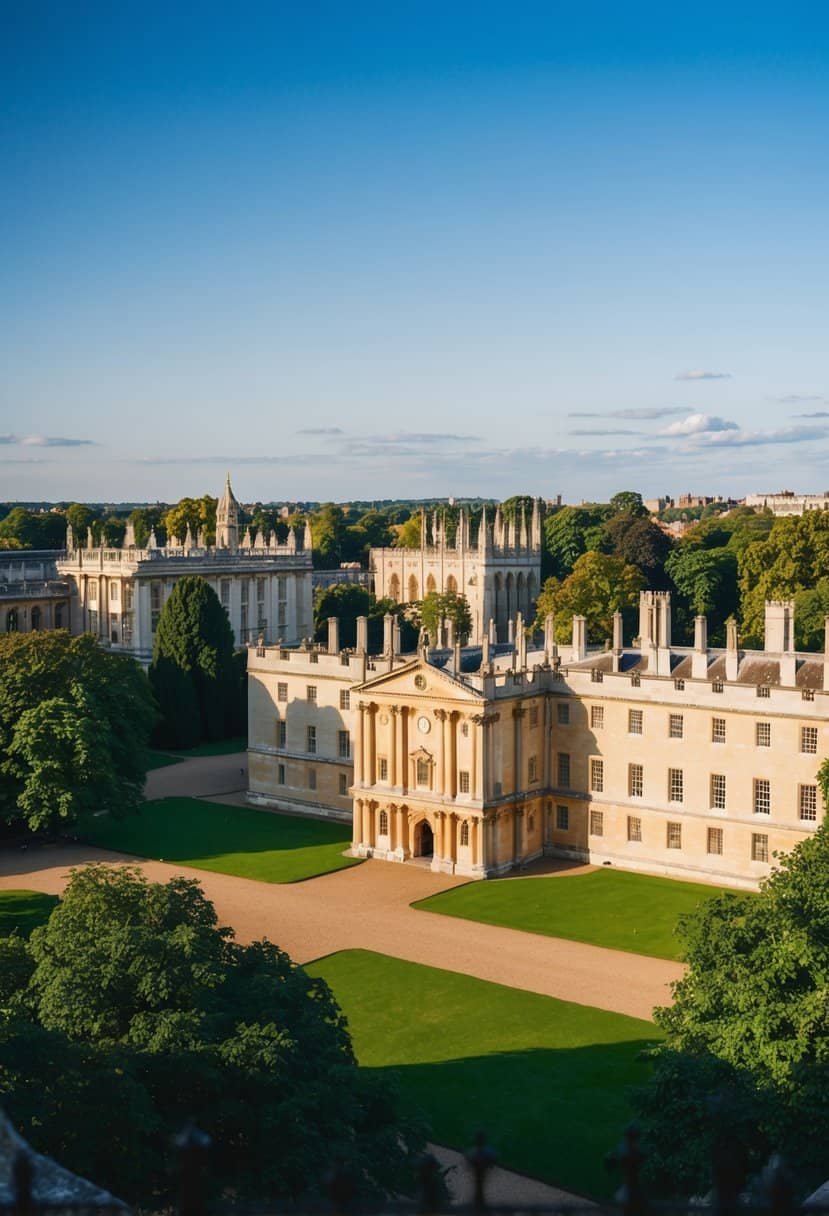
414, 674, 427, 690
417, 715, 431, 735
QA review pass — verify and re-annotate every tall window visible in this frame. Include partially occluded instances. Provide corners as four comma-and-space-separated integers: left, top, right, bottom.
628, 709, 643, 735
30, 607, 41, 631
338, 730, 350, 759
557, 753, 571, 787
590, 758, 604, 793
277, 720, 286, 748
277, 682, 288, 702
589, 809, 603, 836
557, 702, 570, 725
378, 757, 389, 781
669, 714, 684, 739
711, 717, 726, 743
528, 755, 538, 783
707, 827, 723, 855
753, 778, 771, 816
150, 581, 162, 632
257, 578, 266, 628
710, 774, 726, 810
459, 770, 470, 793
668, 768, 684, 803
460, 821, 470, 847
338, 773, 348, 795
308, 769, 317, 790
629, 764, 643, 797
110, 582, 119, 602
752, 833, 769, 862
627, 816, 642, 842
666, 822, 682, 849
801, 726, 818, 754
591, 705, 604, 729
756, 721, 771, 747
379, 810, 389, 834
306, 725, 317, 755
339, 689, 351, 710
416, 758, 430, 786
556, 805, 569, 830
277, 763, 285, 785
306, 685, 317, 703
529, 705, 539, 729
88, 579, 98, 602
800, 785, 818, 821
220, 579, 231, 609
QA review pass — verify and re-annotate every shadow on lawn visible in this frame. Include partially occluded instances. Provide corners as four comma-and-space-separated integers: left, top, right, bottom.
362, 1040, 657, 1201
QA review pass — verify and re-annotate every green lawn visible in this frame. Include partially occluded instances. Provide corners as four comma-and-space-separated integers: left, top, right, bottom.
0, 890, 58, 937
144, 751, 184, 771
413, 869, 741, 961
170, 737, 248, 757
77, 797, 361, 883
308, 950, 660, 1200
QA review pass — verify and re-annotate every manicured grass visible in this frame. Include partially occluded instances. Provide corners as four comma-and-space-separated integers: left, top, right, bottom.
170, 737, 247, 757
413, 869, 741, 961
77, 797, 361, 883
308, 950, 660, 1200
0, 890, 58, 937
144, 751, 184, 771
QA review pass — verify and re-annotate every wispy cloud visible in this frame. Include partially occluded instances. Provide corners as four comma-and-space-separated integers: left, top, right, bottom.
0, 435, 17, 445
796, 411, 829, 419
295, 427, 345, 436
660, 413, 739, 437
771, 394, 828, 405
567, 405, 685, 421
674, 369, 732, 381
20, 435, 96, 447
569, 428, 642, 437
688, 424, 829, 448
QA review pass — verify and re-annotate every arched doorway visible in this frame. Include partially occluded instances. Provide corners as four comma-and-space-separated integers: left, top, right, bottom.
388, 573, 400, 603
414, 819, 434, 857
446, 574, 458, 595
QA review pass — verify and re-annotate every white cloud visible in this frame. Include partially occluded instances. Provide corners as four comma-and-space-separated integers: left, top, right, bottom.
660, 413, 739, 437
675, 369, 732, 381
20, 435, 96, 447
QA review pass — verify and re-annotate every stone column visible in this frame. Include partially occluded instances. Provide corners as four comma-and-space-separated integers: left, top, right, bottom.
390, 706, 399, 787
512, 706, 526, 795
447, 711, 458, 798
471, 817, 479, 867
362, 800, 372, 848
470, 716, 479, 799
398, 709, 409, 793
368, 705, 377, 785
354, 703, 365, 785
435, 708, 447, 793
388, 804, 397, 851
445, 813, 456, 865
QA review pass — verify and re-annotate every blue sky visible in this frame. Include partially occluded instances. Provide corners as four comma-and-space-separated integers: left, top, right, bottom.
3, 2, 829, 504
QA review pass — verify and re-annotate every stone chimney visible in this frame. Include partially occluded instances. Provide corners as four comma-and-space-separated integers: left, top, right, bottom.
544, 613, 556, 664
383, 613, 394, 655
611, 611, 623, 673
355, 615, 368, 653
764, 600, 795, 653
392, 617, 401, 658
572, 615, 586, 661
328, 617, 339, 655
691, 615, 709, 680
488, 617, 497, 645
516, 611, 527, 668
725, 619, 739, 681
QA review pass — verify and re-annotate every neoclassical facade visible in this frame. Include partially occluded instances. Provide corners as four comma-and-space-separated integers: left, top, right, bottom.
0, 550, 71, 634
247, 593, 829, 888
369, 503, 542, 644
57, 476, 314, 662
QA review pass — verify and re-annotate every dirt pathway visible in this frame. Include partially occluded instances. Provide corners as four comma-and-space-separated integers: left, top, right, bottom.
0, 844, 681, 1021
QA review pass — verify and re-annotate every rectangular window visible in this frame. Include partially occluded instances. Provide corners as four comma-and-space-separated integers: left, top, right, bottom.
378, 757, 388, 781
803, 688, 815, 702
668, 768, 684, 803
459, 770, 470, 794
338, 773, 348, 795
277, 682, 288, 702
752, 833, 769, 862
339, 689, 351, 710
461, 722, 469, 737
712, 717, 726, 744
669, 713, 684, 739
589, 809, 603, 836
710, 773, 726, 810
590, 758, 604, 793
591, 668, 603, 683
629, 763, 644, 798
707, 827, 723, 855
627, 815, 642, 842
757, 685, 771, 699
756, 721, 771, 747
557, 702, 570, 725
800, 784, 818, 821
416, 758, 430, 786
529, 705, 539, 729
240, 580, 249, 606
631, 673, 641, 688
277, 763, 285, 785
628, 709, 643, 735
88, 579, 98, 602
306, 685, 317, 704
556, 804, 569, 830
150, 581, 162, 632
528, 755, 538, 783
753, 778, 770, 816
712, 680, 724, 694
667, 822, 682, 849
220, 579, 231, 608
674, 678, 685, 692
306, 725, 317, 755
277, 720, 286, 748
308, 769, 317, 791
277, 576, 287, 600
123, 584, 133, 611
801, 726, 818, 754
590, 705, 604, 729
337, 730, 350, 759
557, 753, 571, 787
110, 582, 119, 602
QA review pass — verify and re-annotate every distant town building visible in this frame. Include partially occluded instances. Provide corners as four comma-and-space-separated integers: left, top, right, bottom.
0, 549, 70, 634
744, 490, 829, 516
57, 476, 313, 662
248, 592, 829, 889
369, 502, 543, 644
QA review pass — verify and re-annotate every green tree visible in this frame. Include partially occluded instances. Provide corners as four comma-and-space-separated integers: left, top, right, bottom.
601, 515, 674, 587
149, 576, 237, 747
533, 551, 645, 643
313, 584, 417, 652
665, 546, 739, 644
543, 504, 612, 578
65, 503, 100, 541
310, 503, 349, 567
162, 495, 217, 545
0, 508, 65, 549
634, 801, 829, 1197
609, 489, 647, 517
0, 865, 422, 1207
393, 513, 424, 548
0, 632, 155, 832
128, 505, 167, 547
419, 591, 473, 643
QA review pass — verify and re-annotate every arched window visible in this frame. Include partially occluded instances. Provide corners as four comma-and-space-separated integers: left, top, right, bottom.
55, 604, 64, 629
446, 574, 458, 595
426, 574, 437, 594
388, 573, 400, 603
30, 607, 41, 631
6, 609, 18, 633
460, 821, 470, 847
408, 574, 419, 602
379, 809, 389, 835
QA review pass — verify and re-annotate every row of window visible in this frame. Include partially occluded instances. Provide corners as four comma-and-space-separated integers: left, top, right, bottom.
561, 702, 819, 752
277, 683, 352, 710
275, 722, 351, 758
579, 809, 771, 862
276, 763, 350, 795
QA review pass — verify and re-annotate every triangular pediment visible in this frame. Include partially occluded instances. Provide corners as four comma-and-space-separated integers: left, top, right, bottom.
354, 656, 485, 703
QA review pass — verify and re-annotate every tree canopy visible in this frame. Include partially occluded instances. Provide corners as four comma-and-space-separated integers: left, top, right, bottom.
634, 799, 829, 1197
149, 575, 241, 748
533, 551, 645, 643
161, 495, 217, 545
0, 632, 155, 831
419, 590, 473, 643
0, 508, 65, 550
0, 865, 422, 1207
313, 584, 417, 652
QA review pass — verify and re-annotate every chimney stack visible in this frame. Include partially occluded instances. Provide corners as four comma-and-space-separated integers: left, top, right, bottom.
327, 617, 339, 654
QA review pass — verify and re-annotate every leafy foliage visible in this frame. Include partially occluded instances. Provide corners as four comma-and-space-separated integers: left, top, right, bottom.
0, 507, 65, 549
162, 494, 217, 545
544, 504, 613, 578
634, 809, 829, 1196
149, 575, 240, 747
0, 632, 155, 831
312, 584, 418, 651
419, 590, 473, 643
533, 551, 645, 643
0, 866, 422, 1207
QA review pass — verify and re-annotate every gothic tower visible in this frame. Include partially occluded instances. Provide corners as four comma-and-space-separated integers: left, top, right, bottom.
216, 473, 240, 551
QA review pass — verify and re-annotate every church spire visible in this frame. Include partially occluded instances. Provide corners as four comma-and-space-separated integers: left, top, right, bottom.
216, 473, 240, 551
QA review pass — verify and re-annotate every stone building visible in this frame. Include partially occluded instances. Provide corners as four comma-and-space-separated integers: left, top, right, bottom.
57, 476, 313, 662
0, 549, 71, 634
247, 591, 829, 889
368, 502, 542, 644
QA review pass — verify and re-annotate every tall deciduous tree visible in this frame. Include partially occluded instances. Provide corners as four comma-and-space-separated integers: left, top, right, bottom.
543, 504, 612, 578
0, 865, 422, 1207
149, 575, 238, 747
419, 591, 473, 643
0, 632, 155, 831
533, 551, 645, 643
161, 495, 217, 545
